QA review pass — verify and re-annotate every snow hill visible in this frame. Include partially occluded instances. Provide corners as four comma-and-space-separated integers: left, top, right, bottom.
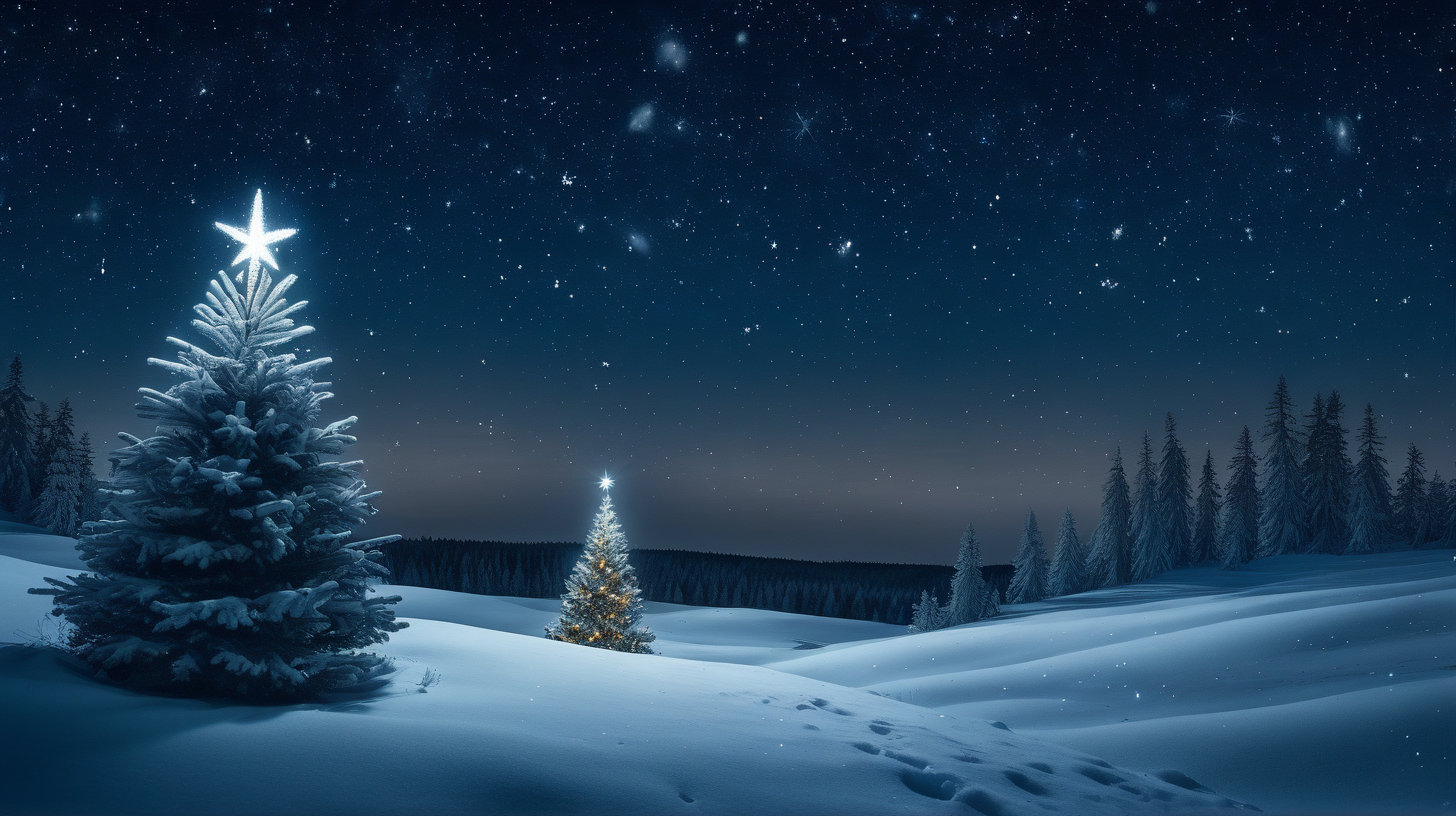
0, 533, 1450, 814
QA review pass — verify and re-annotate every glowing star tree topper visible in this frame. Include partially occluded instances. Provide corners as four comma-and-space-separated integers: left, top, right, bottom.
215, 189, 297, 276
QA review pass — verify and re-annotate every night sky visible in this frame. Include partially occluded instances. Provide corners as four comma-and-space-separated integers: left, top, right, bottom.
3, 2, 1453, 564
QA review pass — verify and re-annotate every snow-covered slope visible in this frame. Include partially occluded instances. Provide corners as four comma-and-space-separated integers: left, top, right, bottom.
0, 547, 1247, 816
771, 553, 1456, 814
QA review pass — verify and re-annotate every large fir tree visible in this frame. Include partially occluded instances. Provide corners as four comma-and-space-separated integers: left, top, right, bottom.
1347, 405, 1393, 554
28, 401, 53, 505
1086, 448, 1133, 587
1219, 426, 1260, 568
1304, 392, 1352, 555
941, 523, 993, 626
1006, 509, 1049, 604
1259, 376, 1306, 556
1048, 508, 1088, 597
1190, 450, 1222, 564
1158, 413, 1193, 567
547, 487, 655, 653
33, 193, 404, 700
33, 399, 80, 537
1393, 444, 1427, 547
0, 356, 36, 512
1131, 433, 1172, 581
73, 432, 104, 525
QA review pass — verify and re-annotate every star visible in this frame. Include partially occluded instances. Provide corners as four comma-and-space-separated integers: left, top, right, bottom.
599, 475, 614, 490
215, 189, 297, 273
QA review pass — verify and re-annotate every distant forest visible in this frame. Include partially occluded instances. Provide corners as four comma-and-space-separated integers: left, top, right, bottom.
379, 538, 1013, 625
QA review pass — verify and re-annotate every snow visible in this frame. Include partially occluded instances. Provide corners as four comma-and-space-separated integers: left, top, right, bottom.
1, 536, 1451, 813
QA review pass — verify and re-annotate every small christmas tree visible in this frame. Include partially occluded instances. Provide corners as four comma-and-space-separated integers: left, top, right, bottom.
907, 589, 943, 634
32, 191, 404, 701
547, 481, 655, 653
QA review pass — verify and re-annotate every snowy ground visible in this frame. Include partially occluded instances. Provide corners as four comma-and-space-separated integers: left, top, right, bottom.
0, 534, 1450, 814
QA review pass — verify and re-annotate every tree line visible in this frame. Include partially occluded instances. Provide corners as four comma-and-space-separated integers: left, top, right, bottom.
379, 536, 1014, 625
982, 375, 1451, 610
0, 357, 103, 535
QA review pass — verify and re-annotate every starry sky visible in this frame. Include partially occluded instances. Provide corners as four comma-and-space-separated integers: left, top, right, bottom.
3, 2, 1453, 564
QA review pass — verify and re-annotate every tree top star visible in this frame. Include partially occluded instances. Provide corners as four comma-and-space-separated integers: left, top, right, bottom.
215, 189, 297, 273
600, 475, 614, 490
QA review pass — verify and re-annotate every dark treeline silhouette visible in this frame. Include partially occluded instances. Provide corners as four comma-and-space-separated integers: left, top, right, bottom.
380, 537, 1013, 624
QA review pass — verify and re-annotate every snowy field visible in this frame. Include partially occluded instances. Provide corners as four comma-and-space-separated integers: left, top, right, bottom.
0, 533, 1451, 814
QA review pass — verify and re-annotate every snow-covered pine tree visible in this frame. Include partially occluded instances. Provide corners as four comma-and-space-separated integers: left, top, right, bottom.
73, 432, 103, 524
1190, 450, 1222, 564
1259, 376, 1306, 556
1006, 509, 1049, 604
1086, 448, 1133, 587
1411, 473, 1448, 549
32, 193, 405, 700
0, 356, 36, 513
1347, 404, 1393, 554
1131, 433, 1172, 581
908, 589, 942, 634
1393, 444, 1427, 547
1158, 413, 1193, 567
33, 399, 81, 537
1219, 426, 1260, 568
941, 523, 992, 626
547, 488, 655, 653
1299, 392, 1328, 550
1048, 508, 1087, 597
28, 401, 52, 506
1305, 391, 1352, 555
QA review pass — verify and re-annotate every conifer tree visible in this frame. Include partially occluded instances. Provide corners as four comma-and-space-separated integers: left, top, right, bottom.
33, 399, 81, 537
1007, 509, 1049, 604
547, 487, 655, 653
907, 589, 942, 634
942, 523, 992, 626
1412, 473, 1448, 549
1348, 405, 1393, 554
1304, 392, 1352, 555
1259, 376, 1306, 556
1048, 509, 1088, 597
1158, 413, 1193, 567
1190, 450, 1221, 564
1131, 433, 1172, 581
0, 356, 36, 512
29, 401, 52, 504
1219, 426, 1260, 568
33, 193, 404, 700
73, 432, 103, 524
1086, 449, 1133, 587
1393, 444, 1427, 546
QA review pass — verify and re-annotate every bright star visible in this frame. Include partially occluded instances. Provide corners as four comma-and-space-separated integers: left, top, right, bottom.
599, 475, 614, 490
215, 189, 297, 273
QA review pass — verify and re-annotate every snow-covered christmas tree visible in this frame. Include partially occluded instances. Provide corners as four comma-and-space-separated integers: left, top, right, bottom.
0, 356, 35, 513
547, 479, 655, 653
1006, 508, 1048, 604
1219, 426, 1260, 568
32, 191, 405, 701
1086, 448, 1132, 587
1157, 414, 1193, 567
1259, 376, 1306, 556
1347, 404, 1392, 554
907, 589, 943, 634
1048, 508, 1087, 597
1190, 450, 1221, 564
940, 523, 994, 627
1130, 433, 1171, 581
33, 398, 80, 536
